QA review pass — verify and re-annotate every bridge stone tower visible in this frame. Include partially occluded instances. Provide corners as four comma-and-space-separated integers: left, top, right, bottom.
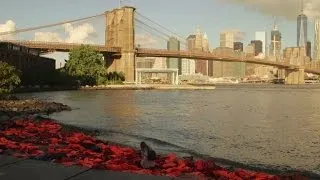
283, 47, 306, 84
105, 6, 136, 82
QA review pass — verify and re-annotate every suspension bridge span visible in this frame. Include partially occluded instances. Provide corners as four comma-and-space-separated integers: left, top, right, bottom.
0, 6, 319, 84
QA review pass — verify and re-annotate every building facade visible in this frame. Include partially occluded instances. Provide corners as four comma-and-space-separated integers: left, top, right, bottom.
297, 13, 308, 49
250, 40, 263, 56
181, 58, 195, 75
167, 37, 182, 74
307, 41, 311, 58
189, 28, 209, 76
255, 31, 267, 56
270, 26, 282, 57
220, 31, 234, 49
314, 18, 320, 60
283, 47, 310, 66
234, 42, 243, 51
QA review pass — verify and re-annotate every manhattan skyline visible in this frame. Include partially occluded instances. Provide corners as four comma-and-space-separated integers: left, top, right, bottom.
0, 0, 319, 49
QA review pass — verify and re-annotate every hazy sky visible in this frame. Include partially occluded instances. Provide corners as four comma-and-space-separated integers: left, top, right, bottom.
0, 0, 318, 65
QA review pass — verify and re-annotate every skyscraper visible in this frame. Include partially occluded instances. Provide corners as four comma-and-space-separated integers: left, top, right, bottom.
234, 42, 243, 51
307, 41, 311, 58
203, 33, 209, 52
255, 31, 267, 56
297, 0, 308, 50
220, 31, 234, 48
167, 37, 182, 74
187, 35, 196, 50
250, 40, 263, 56
184, 34, 197, 75
270, 25, 282, 57
194, 27, 208, 75
314, 18, 320, 60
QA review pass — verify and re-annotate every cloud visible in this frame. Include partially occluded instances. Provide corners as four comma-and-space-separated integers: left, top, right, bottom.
63, 23, 95, 43
34, 32, 63, 42
34, 23, 96, 43
220, 0, 320, 20
135, 33, 157, 47
0, 20, 16, 40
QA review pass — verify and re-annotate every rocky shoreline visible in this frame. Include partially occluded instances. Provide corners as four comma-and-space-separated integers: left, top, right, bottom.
0, 94, 71, 120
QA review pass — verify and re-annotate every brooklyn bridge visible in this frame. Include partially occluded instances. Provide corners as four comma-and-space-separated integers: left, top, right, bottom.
1, 6, 319, 84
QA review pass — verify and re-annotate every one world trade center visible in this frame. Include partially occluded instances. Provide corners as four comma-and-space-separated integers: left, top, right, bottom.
297, 0, 308, 51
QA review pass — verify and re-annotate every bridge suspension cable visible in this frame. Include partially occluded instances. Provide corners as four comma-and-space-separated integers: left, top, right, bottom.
136, 23, 188, 49
0, 13, 104, 36
136, 24, 172, 43
135, 18, 188, 48
136, 12, 187, 43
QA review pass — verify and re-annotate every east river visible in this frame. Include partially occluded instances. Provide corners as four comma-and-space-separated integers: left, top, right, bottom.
19, 85, 320, 174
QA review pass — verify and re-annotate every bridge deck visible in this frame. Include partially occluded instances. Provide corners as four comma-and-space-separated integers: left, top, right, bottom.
1, 41, 320, 75
0, 40, 121, 53
136, 48, 320, 75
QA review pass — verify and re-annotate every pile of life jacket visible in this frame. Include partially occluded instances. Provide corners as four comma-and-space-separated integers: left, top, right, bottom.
0, 119, 308, 180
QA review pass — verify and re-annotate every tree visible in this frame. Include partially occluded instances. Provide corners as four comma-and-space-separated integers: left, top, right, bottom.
0, 62, 21, 94
65, 45, 105, 85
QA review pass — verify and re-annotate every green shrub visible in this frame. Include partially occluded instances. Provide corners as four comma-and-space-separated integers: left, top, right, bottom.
0, 62, 21, 94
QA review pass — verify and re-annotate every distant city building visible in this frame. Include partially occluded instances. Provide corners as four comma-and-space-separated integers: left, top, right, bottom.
250, 40, 263, 56
234, 42, 243, 51
167, 36, 182, 74
245, 43, 256, 76
185, 34, 197, 75
307, 41, 311, 58
136, 57, 167, 69
220, 31, 234, 49
297, 2, 308, 53
202, 33, 209, 52
255, 31, 267, 56
192, 27, 208, 75
211, 47, 245, 78
187, 35, 196, 51
270, 25, 282, 57
245, 43, 255, 56
314, 18, 320, 60
181, 58, 195, 75
283, 47, 309, 65
195, 27, 203, 51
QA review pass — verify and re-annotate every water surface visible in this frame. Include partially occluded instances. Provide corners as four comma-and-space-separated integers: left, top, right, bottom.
19, 86, 320, 174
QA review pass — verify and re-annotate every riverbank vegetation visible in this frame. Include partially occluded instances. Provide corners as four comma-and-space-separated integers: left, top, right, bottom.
1, 45, 125, 91
64, 45, 125, 86
0, 62, 21, 94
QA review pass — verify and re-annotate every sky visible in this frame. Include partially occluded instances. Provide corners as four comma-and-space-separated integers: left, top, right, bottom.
0, 0, 319, 67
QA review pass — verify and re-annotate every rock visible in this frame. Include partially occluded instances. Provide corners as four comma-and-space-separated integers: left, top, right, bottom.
0, 115, 9, 121
11, 108, 18, 112
0, 98, 71, 116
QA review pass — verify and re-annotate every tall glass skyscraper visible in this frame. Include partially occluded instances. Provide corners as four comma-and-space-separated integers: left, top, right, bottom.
297, 1, 308, 50
270, 25, 282, 57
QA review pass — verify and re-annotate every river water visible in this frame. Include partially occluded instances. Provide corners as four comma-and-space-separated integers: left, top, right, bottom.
19, 85, 320, 174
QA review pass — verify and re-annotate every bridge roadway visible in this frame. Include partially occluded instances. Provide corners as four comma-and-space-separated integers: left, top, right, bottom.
2, 40, 320, 75
136, 48, 320, 75
1, 40, 121, 53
